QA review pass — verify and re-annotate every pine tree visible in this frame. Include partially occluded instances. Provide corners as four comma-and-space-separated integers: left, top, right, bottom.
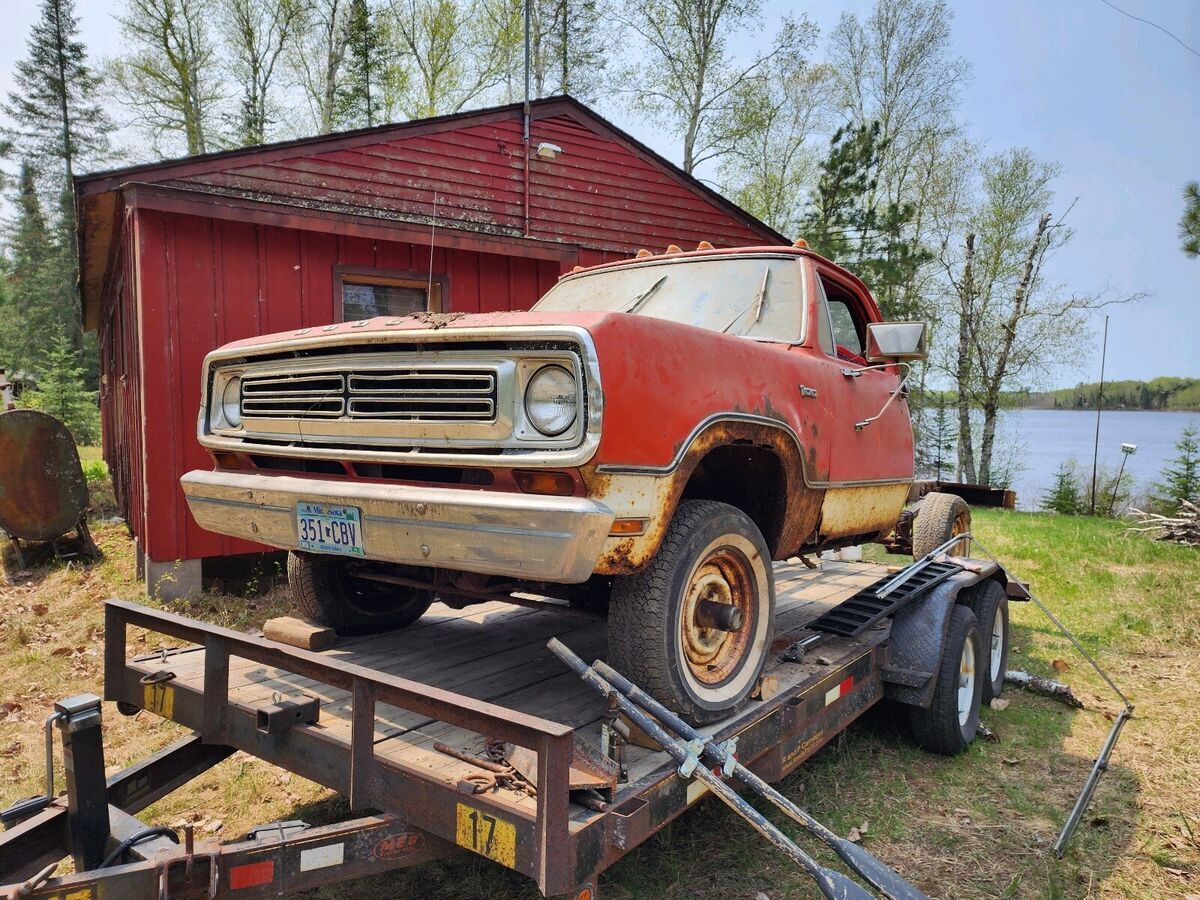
798, 122, 931, 320
21, 331, 99, 445
1041, 462, 1084, 516
1154, 424, 1200, 510
1, 0, 113, 214
337, 0, 381, 127
0, 163, 72, 377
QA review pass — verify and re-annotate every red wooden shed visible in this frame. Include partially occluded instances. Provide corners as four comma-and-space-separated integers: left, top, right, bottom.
75, 96, 785, 596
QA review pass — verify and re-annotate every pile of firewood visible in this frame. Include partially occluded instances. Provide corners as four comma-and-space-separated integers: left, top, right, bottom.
1126, 500, 1200, 546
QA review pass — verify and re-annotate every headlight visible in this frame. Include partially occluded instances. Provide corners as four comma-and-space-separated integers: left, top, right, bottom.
524, 365, 577, 436
221, 376, 242, 428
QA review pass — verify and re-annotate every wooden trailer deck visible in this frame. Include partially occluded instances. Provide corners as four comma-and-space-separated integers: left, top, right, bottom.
128, 560, 888, 828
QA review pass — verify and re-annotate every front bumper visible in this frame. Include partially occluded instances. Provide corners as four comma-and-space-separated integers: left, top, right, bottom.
181, 470, 615, 583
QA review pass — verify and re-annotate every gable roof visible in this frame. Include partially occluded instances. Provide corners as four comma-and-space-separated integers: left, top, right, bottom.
76, 96, 787, 328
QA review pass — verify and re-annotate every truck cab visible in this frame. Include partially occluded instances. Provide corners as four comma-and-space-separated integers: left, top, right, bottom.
182, 243, 929, 723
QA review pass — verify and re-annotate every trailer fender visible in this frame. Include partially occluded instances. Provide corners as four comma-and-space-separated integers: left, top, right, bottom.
882, 578, 969, 708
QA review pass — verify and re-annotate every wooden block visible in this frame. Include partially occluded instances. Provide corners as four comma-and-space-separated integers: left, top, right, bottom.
752, 674, 780, 701
264, 617, 336, 651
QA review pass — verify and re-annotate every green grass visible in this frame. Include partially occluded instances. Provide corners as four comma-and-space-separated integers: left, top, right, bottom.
2, 510, 1198, 897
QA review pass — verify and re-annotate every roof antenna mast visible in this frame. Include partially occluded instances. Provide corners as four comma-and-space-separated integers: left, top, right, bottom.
522, 0, 532, 236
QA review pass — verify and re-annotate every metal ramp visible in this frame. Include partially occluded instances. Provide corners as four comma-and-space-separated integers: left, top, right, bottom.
808, 558, 963, 637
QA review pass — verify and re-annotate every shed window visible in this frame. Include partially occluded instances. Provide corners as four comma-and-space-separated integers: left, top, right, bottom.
336, 270, 444, 321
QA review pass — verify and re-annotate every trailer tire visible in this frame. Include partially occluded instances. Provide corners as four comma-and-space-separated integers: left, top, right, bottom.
607, 500, 774, 726
968, 579, 1009, 702
908, 604, 982, 754
288, 552, 432, 635
913, 492, 971, 559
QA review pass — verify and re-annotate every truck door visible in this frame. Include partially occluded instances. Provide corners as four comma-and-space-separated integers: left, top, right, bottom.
809, 266, 913, 484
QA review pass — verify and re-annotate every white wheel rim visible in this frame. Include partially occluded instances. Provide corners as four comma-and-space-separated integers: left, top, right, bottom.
957, 637, 976, 727
990, 609, 1005, 683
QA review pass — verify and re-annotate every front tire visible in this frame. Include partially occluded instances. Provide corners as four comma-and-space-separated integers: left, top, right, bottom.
908, 604, 983, 754
288, 552, 432, 635
607, 500, 775, 725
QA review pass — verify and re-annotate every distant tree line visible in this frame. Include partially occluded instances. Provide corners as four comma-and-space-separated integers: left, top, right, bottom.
1009, 377, 1200, 413
0, 0, 1148, 477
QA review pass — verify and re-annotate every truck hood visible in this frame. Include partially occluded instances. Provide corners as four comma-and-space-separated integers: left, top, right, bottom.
221, 310, 624, 351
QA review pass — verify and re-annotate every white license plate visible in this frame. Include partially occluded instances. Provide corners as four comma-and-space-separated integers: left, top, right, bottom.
296, 503, 365, 557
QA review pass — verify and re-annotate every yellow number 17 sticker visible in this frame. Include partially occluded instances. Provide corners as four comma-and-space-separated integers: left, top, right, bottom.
455, 802, 516, 868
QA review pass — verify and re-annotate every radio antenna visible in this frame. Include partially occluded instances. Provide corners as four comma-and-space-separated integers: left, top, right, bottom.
427, 191, 439, 305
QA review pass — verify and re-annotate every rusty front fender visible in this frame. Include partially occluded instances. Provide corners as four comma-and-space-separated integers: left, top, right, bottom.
582, 417, 824, 575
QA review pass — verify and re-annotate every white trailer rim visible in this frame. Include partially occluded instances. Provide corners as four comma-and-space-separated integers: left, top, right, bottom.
958, 637, 977, 727
990, 608, 1005, 683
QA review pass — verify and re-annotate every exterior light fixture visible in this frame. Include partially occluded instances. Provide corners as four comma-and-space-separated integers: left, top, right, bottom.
535, 142, 563, 160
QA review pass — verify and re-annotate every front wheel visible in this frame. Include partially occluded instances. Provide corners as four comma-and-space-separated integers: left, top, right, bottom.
288, 552, 433, 635
606, 500, 775, 725
913, 492, 971, 559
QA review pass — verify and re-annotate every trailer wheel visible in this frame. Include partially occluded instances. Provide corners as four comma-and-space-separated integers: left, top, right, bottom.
968, 579, 1009, 702
288, 552, 432, 635
913, 492, 971, 559
607, 500, 774, 725
908, 604, 982, 754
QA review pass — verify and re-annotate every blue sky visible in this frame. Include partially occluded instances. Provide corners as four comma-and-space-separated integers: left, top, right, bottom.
1, 0, 1196, 385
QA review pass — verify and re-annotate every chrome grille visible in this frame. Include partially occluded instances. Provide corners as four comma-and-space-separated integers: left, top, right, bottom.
240, 367, 497, 422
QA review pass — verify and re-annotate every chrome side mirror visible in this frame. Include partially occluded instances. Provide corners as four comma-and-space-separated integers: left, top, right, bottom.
865, 322, 927, 363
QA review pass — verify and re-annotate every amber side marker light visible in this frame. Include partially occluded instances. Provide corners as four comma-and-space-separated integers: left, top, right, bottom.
514, 470, 575, 496
609, 518, 647, 536
213, 451, 242, 469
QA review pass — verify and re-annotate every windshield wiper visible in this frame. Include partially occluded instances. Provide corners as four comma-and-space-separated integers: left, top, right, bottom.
722, 266, 771, 333
621, 275, 668, 315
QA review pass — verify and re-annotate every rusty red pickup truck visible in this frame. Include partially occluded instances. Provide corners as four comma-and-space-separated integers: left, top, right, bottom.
182, 243, 954, 723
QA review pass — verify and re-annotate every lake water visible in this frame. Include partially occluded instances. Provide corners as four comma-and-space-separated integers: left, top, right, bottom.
989, 409, 1200, 510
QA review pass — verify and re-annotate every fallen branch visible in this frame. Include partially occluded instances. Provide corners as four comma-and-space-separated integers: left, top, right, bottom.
1126, 501, 1200, 546
1004, 670, 1084, 708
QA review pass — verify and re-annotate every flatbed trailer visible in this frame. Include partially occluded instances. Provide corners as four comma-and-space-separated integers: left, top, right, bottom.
1, 557, 1022, 899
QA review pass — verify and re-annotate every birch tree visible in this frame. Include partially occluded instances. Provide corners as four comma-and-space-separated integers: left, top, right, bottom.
622, 0, 810, 174
286, 0, 353, 133
221, 0, 305, 145
111, 0, 225, 155
717, 44, 828, 234
384, 0, 511, 118
937, 149, 1142, 484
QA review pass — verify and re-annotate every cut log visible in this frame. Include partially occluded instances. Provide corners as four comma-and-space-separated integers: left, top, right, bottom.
263, 616, 336, 651
1004, 670, 1083, 708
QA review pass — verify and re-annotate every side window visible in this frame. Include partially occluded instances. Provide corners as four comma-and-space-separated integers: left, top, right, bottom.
813, 275, 835, 355
817, 274, 868, 364
336, 269, 444, 322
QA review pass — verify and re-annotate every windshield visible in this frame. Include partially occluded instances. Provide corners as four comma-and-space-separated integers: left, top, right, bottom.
532, 255, 806, 342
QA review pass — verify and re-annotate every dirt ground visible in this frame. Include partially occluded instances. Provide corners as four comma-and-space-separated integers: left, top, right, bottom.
0, 508, 1197, 898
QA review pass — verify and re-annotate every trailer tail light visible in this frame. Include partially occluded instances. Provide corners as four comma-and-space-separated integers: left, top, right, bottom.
229, 859, 275, 889
514, 470, 575, 496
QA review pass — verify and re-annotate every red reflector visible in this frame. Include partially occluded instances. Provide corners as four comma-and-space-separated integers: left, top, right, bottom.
230, 859, 275, 889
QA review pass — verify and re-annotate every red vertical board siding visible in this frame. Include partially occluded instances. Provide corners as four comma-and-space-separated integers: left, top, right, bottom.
446, 248, 480, 313
303, 231, 338, 325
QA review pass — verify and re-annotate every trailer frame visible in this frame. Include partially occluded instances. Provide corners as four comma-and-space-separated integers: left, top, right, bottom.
1, 558, 1017, 900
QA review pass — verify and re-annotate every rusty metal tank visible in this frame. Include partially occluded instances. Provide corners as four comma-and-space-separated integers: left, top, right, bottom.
0, 409, 90, 542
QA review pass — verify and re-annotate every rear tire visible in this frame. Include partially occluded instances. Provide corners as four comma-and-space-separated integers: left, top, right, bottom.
967, 579, 1009, 703
288, 552, 432, 635
913, 492, 971, 559
607, 500, 774, 726
908, 604, 982, 754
